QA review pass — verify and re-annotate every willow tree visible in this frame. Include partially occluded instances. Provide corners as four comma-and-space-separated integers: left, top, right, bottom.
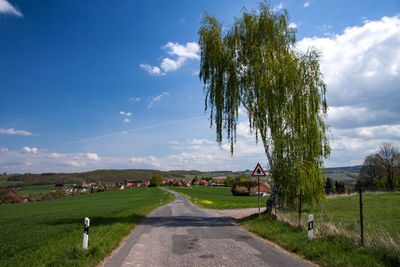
198, 2, 330, 206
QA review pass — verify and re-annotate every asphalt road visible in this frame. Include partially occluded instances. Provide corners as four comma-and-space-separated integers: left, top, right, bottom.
102, 190, 311, 267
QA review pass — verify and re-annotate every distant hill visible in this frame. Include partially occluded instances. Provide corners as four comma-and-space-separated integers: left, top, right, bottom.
1, 166, 361, 187
3, 169, 202, 187
325, 165, 361, 184
325, 165, 361, 172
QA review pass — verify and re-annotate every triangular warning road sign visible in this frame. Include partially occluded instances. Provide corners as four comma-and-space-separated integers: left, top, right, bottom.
251, 163, 266, 177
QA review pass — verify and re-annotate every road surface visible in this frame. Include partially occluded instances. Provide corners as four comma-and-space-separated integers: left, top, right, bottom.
102, 190, 311, 267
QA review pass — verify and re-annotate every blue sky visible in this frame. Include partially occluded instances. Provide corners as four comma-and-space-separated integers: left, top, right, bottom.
1, 0, 399, 173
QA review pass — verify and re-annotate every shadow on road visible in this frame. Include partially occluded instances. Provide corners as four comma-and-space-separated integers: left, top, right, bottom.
140, 215, 236, 228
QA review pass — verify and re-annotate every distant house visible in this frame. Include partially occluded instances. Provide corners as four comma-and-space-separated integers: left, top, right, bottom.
250, 185, 268, 196
213, 176, 226, 181
199, 180, 208, 186
212, 176, 226, 185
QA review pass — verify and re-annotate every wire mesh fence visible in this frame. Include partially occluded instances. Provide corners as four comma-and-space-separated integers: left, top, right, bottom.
268, 187, 400, 252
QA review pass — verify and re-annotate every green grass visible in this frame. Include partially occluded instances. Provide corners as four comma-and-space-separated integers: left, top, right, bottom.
240, 214, 400, 267
0, 177, 20, 187
0, 187, 174, 267
277, 192, 400, 250
16, 184, 56, 196
169, 186, 267, 209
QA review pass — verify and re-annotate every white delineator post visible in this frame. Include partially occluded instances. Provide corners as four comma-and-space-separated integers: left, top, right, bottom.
83, 217, 90, 249
308, 214, 313, 240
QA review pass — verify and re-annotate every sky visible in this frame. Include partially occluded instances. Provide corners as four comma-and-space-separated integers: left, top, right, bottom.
0, 0, 399, 173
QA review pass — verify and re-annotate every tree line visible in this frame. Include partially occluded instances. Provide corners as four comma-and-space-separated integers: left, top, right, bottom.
358, 143, 400, 190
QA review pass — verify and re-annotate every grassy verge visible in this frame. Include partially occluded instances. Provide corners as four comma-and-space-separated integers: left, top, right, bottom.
0, 187, 174, 267
169, 186, 267, 209
274, 192, 400, 250
239, 214, 399, 267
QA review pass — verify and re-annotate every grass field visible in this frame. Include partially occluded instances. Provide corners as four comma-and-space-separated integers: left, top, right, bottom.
0, 187, 174, 267
169, 186, 267, 209
240, 214, 399, 267
16, 184, 56, 196
275, 192, 400, 250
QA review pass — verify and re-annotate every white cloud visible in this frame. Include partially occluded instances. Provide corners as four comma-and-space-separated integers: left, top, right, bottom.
130, 156, 161, 168
86, 153, 100, 161
139, 64, 163, 76
327, 106, 400, 129
288, 23, 297, 29
237, 122, 253, 139
187, 138, 213, 145
22, 146, 38, 154
273, 3, 284, 12
120, 111, 132, 123
0, 128, 33, 136
0, 148, 110, 173
0, 147, 8, 153
120, 111, 132, 116
148, 92, 169, 108
65, 160, 85, 167
163, 42, 200, 60
304, 1, 310, 7
316, 24, 333, 37
130, 97, 141, 103
140, 42, 199, 75
297, 16, 400, 128
160, 57, 185, 73
0, 0, 23, 17
296, 16, 400, 166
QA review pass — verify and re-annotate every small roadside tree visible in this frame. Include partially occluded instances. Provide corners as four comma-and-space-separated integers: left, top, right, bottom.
358, 153, 386, 189
378, 143, 400, 191
150, 175, 164, 187
325, 177, 334, 194
198, 1, 330, 207
359, 143, 400, 190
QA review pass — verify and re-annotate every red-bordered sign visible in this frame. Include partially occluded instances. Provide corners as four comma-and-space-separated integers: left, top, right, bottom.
251, 163, 266, 177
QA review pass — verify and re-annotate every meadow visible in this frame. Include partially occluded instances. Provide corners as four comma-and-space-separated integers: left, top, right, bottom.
0, 187, 174, 267
16, 184, 56, 196
240, 213, 399, 267
267, 192, 400, 251
169, 186, 267, 209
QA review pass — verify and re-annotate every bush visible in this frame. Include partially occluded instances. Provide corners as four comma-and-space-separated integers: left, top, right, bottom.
231, 180, 258, 196
232, 186, 250, 196
0, 188, 23, 204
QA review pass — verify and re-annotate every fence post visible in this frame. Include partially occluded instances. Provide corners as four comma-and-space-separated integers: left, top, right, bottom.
358, 185, 364, 246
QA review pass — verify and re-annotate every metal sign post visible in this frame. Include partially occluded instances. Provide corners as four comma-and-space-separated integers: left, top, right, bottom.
83, 217, 90, 249
251, 163, 267, 220
258, 177, 260, 219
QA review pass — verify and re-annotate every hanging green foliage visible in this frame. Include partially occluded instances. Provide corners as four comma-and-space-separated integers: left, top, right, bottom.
198, 1, 330, 206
